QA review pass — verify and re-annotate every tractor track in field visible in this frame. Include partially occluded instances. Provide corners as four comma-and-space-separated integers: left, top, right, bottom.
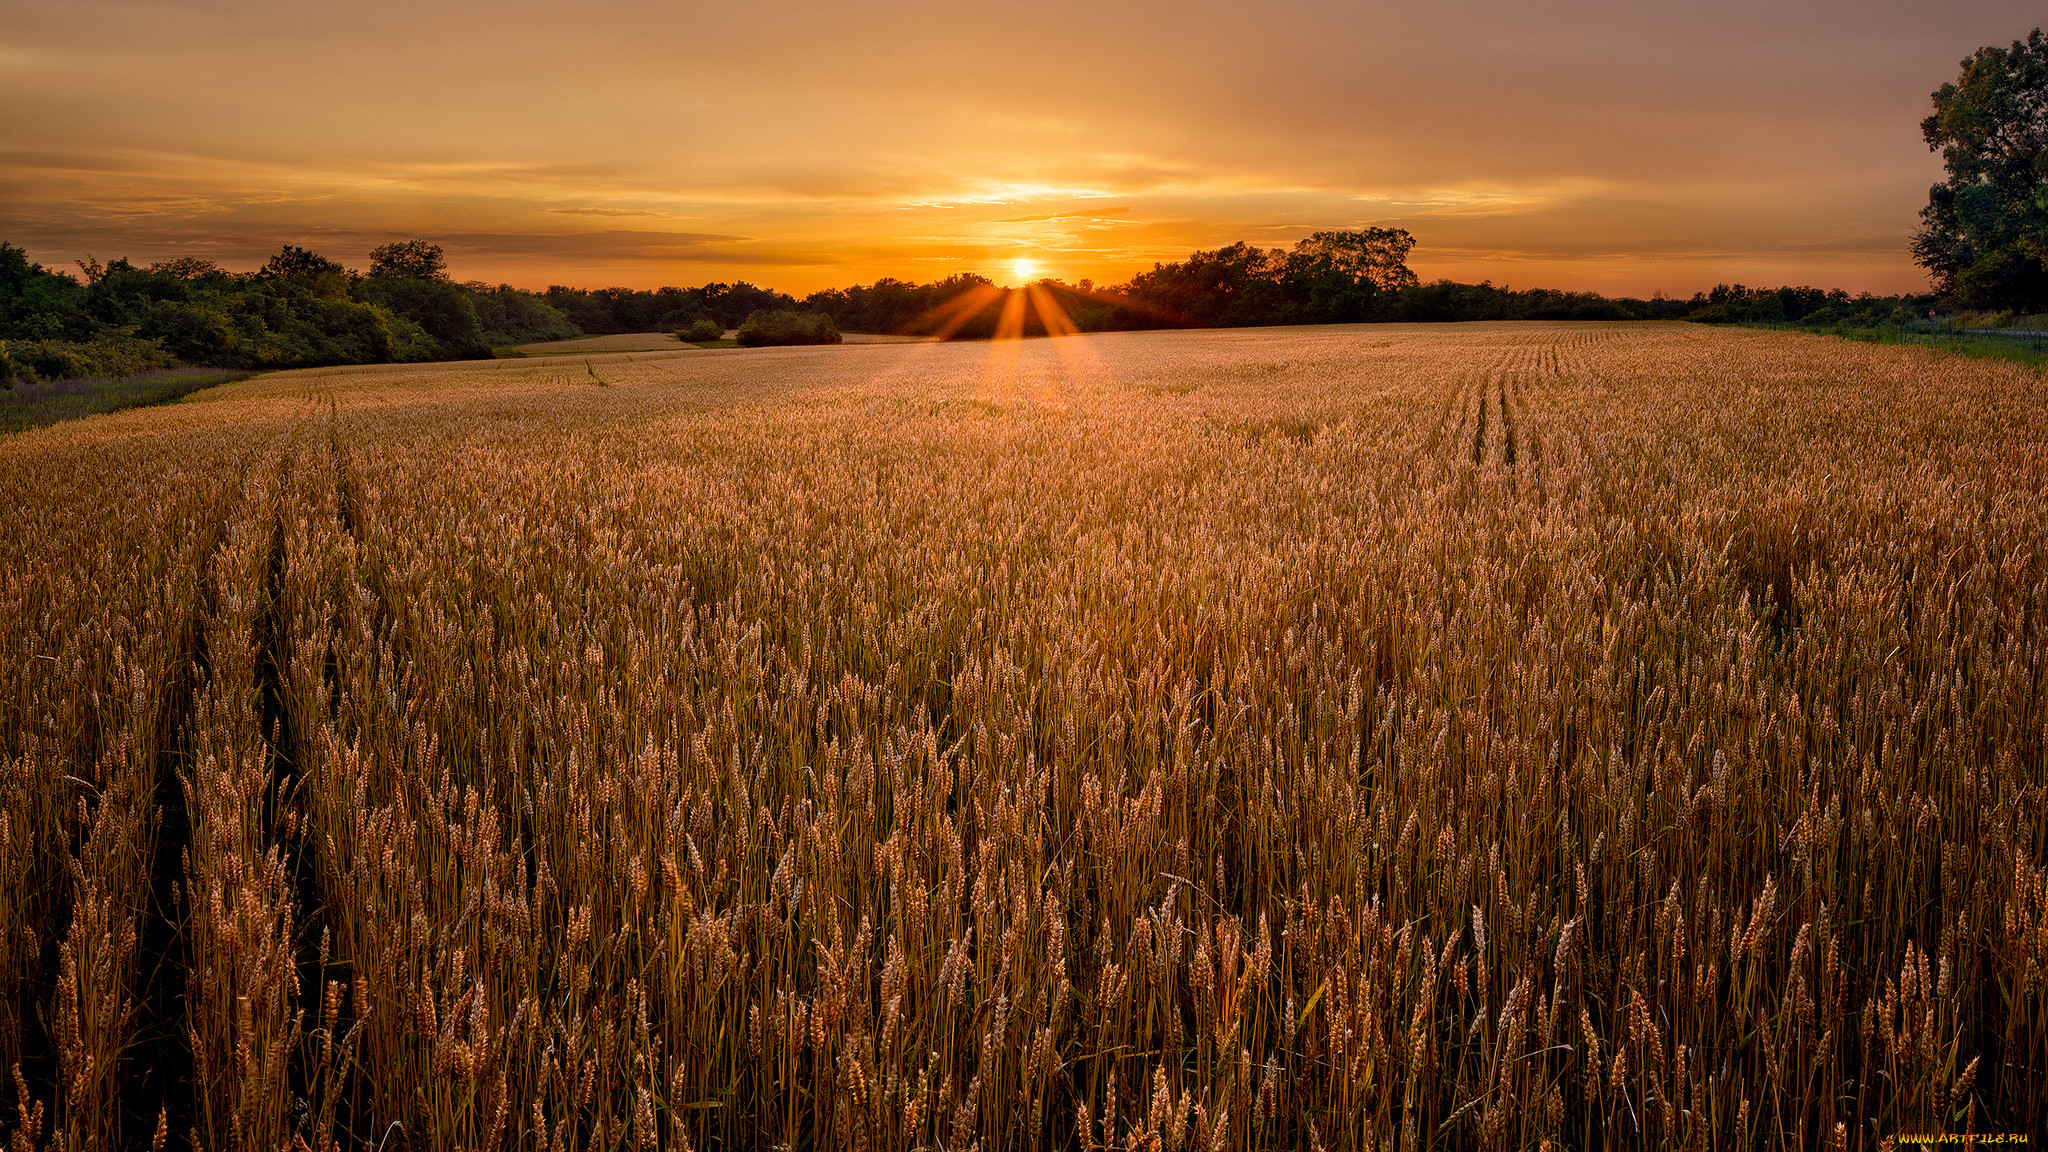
1420, 370, 1463, 462
118, 441, 294, 1150
257, 443, 367, 1149
1472, 379, 1489, 466
111, 416, 371, 1152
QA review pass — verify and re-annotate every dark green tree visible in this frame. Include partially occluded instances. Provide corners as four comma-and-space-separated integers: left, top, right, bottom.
358, 276, 488, 358
0, 341, 24, 389
146, 256, 228, 283
262, 245, 346, 281
0, 242, 92, 340
465, 283, 580, 345
1912, 29, 2048, 308
259, 245, 354, 298
369, 239, 449, 281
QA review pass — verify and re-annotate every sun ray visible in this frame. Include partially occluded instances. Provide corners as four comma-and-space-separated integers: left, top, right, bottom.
992, 286, 1029, 342
1025, 282, 1115, 399
1067, 283, 1191, 327
1024, 283, 1079, 338
905, 283, 1005, 341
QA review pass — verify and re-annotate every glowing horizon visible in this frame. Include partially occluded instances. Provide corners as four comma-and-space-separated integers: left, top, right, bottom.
4, 0, 2040, 298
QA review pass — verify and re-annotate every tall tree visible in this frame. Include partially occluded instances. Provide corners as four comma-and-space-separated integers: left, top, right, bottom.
1912, 29, 2048, 308
1292, 228, 1420, 291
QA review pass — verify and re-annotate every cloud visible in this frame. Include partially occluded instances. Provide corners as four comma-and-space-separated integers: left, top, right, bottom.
3, 0, 2026, 293
429, 230, 773, 262
993, 206, 1135, 224
541, 207, 667, 218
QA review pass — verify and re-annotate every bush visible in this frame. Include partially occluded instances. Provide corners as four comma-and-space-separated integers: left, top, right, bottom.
8, 334, 178, 381
0, 340, 28, 389
734, 309, 840, 347
676, 317, 724, 343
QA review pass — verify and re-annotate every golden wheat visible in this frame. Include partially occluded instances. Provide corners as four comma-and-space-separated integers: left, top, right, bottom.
1, 322, 2044, 1150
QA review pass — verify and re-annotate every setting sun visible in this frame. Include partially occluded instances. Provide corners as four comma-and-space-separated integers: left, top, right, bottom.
1013, 258, 1036, 281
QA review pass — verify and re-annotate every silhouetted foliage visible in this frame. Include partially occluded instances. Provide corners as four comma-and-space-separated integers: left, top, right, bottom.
369, 239, 450, 281
0, 242, 93, 341
1913, 29, 2048, 308
544, 282, 796, 334
1683, 283, 1936, 327
802, 232, 1716, 337
146, 256, 228, 282
260, 245, 351, 290
1087, 230, 1420, 327
1296, 228, 1421, 290
804, 274, 1013, 337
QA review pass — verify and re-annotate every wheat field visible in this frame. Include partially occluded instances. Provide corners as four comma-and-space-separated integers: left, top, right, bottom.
1, 322, 2043, 1151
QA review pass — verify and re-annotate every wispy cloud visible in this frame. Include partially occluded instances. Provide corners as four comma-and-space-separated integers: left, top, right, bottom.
541, 207, 668, 218
993, 206, 1134, 223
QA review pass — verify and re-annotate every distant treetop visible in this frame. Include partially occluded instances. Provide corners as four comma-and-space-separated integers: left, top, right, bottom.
146, 256, 224, 281
261, 245, 348, 284
369, 240, 449, 281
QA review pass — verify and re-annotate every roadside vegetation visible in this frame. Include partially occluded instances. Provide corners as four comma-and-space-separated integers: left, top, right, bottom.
1822, 323, 2048, 370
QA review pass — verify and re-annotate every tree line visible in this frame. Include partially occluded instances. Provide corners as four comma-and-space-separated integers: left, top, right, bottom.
2, 240, 502, 385
798, 237, 1934, 338
0, 230, 1951, 390
0, 238, 804, 386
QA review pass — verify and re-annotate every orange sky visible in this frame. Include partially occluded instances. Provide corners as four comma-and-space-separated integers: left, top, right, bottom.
2, 1, 2039, 296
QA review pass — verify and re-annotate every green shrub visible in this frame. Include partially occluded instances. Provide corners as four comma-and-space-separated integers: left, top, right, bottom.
676, 317, 724, 343
734, 309, 840, 347
0, 341, 28, 389
8, 334, 177, 381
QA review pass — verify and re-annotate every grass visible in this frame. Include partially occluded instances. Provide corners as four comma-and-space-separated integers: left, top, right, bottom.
0, 367, 255, 432
688, 338, 738, 349
1839, 325, 2048, 368
1, 321, 2044, 1150
1946, 310, 2048, 332
1744, 321, 2048, 370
